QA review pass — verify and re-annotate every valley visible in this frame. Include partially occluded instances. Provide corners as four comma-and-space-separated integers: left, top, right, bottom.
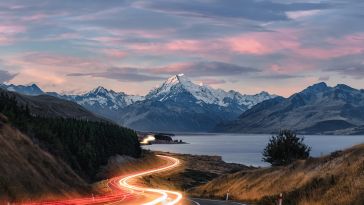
1, 74, 364, 205
1, 1, 364, 204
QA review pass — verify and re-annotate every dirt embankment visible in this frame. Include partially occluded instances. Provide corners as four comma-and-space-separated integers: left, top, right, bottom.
0, 114, 89, 203
191, 144, 364, 205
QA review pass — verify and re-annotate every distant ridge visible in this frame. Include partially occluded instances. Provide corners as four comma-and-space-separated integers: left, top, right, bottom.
215, 82, 364, 134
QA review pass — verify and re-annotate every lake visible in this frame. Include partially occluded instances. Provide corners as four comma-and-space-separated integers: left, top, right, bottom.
145, 133, 364, 167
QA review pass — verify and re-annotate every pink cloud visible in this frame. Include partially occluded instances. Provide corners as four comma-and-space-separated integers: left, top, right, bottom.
224, 30, 364, 59
0, 36, 14, 45
290, 33, 364, 59
223, 29, 300, 55
103, 49, 127, 58
224, 36, 274, 55
128, 39, 224, 57
127, 30, 298, 57
25, 13, 48, 22
0, 24, 26, 45
0, 24, 26, 34
165, 40, 203, 52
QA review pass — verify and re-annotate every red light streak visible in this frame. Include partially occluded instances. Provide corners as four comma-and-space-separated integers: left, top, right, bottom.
15, 155, 182, 205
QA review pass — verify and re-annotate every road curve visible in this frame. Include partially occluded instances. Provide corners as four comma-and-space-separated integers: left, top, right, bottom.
19, 155, 183, 205
118, 154, 183, 205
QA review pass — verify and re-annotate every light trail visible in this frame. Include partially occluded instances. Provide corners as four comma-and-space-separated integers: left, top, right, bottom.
118, 155, 183, 205
18, 155, 183, 205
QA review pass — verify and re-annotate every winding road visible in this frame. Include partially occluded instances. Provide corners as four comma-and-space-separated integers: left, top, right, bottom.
21, 155, 182, 205
20, 155, 243, 205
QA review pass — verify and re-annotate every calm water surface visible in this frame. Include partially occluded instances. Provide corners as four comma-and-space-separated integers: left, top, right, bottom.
146, 133, 364, 167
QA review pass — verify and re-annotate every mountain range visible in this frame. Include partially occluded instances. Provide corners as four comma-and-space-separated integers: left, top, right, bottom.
4, 76, 364, 134
1, 74, 275, 132
118, 74, 275, 131
216, 82, 364, 135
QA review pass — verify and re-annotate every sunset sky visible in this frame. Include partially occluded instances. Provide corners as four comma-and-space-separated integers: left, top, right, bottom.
0, 0, 363, 96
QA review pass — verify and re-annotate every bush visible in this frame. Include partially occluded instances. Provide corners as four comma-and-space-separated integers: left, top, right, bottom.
262, 130, 311, 166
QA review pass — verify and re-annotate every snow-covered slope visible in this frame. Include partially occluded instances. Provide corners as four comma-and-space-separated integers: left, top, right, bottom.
50, 86, 144, 121
146, 74, 275, 109
64, 86, 144, 111
119, 74, 277, 131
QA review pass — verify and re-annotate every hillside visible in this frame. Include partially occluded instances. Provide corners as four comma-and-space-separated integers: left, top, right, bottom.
0, 114, 88, 202
0, 90, 141, 181
216, 83, 364, 134
191, 144, 364, 205
0, 88, 105, 122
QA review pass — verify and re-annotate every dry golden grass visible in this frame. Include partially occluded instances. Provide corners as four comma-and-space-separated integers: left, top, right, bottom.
191, 144, 364, 205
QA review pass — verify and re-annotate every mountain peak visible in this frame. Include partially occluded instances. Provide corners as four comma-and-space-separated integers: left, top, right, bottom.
164, 73, 188, 85
91, 86, 109, 94
29, 83, 39, 88
335, 84, 356, 92
301, 82, 329, 94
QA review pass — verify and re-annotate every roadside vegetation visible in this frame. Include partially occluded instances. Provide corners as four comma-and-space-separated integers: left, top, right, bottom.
191, 137, 364, 205
263, 130, 311, 166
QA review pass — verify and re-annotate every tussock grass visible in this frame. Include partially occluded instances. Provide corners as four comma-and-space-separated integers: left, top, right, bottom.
191, 144, 364, 205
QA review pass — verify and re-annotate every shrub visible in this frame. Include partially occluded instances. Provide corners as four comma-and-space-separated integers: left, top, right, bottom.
262, 130, 311, 166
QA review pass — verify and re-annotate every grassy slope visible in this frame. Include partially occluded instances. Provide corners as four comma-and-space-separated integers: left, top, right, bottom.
0, 115, 89, 202
191, 144, 364, 205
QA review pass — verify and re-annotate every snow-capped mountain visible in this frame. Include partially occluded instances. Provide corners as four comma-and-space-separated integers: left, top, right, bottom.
119, 74, 276, 132
62, 86, 144, 110
52, 86, 144, 121
146, 74, 274, 110
0, 83, 44, 96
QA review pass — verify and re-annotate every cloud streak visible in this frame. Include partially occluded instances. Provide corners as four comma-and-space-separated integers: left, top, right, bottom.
68, 67, 166, 82
152, 61, 259, 77
326, 63, 364, 79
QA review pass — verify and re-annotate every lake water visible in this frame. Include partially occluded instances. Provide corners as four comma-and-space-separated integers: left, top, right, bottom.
145, 133, 364, 167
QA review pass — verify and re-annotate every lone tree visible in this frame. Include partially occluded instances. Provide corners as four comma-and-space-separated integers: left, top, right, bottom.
263, 130, 311, 166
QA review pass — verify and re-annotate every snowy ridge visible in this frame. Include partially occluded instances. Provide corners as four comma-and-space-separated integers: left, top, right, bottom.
146, 74, 275, 108
65, 86, 144, 111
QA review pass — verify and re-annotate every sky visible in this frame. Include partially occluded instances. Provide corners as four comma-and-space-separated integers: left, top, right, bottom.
0, 0, 364, 97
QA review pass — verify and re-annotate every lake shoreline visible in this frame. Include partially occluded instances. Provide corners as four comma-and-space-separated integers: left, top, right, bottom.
145, 133, 364, 167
